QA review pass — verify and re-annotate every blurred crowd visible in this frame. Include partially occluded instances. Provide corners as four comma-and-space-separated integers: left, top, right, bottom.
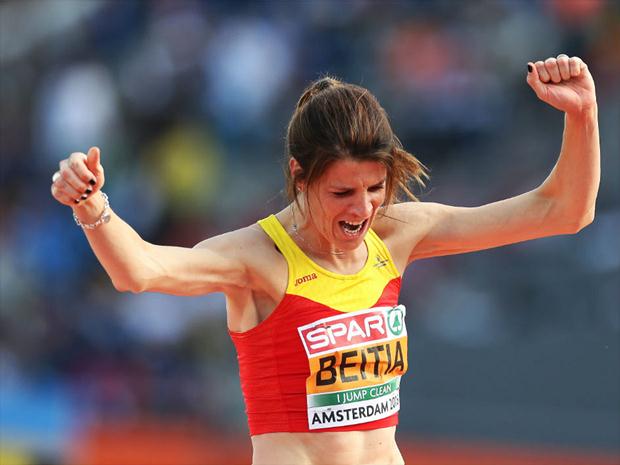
1, 0, 619, 463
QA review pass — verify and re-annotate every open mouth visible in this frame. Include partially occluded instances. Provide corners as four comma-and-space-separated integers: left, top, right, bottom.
339, 219, 367, 237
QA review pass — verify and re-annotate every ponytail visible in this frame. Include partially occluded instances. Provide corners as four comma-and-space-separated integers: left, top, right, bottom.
296, 76, 341, 110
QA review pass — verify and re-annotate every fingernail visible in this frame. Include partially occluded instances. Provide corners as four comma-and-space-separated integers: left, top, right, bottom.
74, 199, 80, 204
81, 194, 88, 200
527, 64, 533, 73
89, 179, 96, 185
85, 188, 92, 194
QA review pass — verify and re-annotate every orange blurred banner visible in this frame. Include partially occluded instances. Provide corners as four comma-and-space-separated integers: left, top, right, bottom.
67, 419, 620, 465
399, 439, 620, 465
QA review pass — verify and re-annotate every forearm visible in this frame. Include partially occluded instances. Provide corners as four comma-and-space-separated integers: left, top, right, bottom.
538, 105, 600, 231
73, 193, 150, 292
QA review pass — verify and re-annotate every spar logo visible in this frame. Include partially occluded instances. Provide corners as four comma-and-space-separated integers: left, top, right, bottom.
298, 306, 406, 357
387, 306, 404, 336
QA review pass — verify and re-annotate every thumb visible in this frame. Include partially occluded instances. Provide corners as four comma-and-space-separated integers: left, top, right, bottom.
526, 62, 547, 99
86, 146, 102, 174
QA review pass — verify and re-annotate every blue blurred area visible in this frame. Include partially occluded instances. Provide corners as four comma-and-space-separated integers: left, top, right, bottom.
0, 375, 79, 459
1, 0, 619, 463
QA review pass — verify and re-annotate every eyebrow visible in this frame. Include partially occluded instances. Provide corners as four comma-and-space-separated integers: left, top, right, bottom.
330, 179, 387, 190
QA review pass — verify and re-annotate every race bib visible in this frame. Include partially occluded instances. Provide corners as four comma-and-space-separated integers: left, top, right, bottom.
297, 305, 407, 430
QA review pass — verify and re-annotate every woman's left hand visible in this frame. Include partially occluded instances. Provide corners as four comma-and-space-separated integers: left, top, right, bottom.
527, 54, 596, 115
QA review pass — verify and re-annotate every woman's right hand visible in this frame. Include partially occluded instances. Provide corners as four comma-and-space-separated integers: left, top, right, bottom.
51, 147, 105, 207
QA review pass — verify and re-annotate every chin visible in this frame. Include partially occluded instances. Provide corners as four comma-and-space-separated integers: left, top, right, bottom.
338, 239, 363, 250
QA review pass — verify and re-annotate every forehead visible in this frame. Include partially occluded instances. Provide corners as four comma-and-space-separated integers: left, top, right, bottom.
320, 159, 386, 186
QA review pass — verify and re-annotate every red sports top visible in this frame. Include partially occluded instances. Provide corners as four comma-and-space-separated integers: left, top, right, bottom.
229, 215, 407, 436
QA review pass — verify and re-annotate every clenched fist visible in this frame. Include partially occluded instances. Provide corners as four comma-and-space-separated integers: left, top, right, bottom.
527, 54, 596, 115
51, 147, 105, 207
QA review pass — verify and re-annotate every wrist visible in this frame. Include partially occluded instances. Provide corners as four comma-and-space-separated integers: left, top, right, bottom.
566, 103, 597, 121
72, 192, 111, 229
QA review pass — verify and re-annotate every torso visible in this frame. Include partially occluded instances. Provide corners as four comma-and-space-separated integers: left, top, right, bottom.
224, 205, 424, 465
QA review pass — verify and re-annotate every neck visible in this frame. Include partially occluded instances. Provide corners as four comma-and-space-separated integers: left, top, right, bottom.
289, 203, 366, 268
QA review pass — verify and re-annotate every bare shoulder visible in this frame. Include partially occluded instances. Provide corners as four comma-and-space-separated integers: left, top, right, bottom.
373, 202, 442, 236
194, 222, 272, 253
194, 221, 284, 288
194, 222, 279, 267
372, 202, 447, 271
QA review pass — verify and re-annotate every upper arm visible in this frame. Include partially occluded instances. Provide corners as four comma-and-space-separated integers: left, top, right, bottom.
133, 228, 256, 296
379, 187, 576, 264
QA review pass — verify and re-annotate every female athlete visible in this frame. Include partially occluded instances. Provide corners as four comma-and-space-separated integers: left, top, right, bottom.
50, 54, 599, 465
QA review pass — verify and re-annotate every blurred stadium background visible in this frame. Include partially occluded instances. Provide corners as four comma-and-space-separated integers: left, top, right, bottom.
1, 1, 619, 464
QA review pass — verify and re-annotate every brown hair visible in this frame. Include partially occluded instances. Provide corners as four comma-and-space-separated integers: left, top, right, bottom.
285, 76, 428, 206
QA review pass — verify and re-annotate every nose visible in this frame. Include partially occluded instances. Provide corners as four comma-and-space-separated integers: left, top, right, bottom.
350, 192, 373, 218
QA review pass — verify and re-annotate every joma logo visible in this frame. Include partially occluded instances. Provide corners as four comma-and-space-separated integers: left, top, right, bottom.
295, 273, 318, 286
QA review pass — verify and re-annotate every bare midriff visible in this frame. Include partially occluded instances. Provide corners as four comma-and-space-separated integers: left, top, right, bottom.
251, 426, 404, 465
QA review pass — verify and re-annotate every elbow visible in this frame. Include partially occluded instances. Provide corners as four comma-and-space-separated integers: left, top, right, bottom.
562, 208, 595, 235
111, 275, 147, 293
574, 210, 595, 233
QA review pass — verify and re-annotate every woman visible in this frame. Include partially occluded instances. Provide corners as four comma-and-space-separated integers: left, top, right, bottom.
50, 54, 598, 465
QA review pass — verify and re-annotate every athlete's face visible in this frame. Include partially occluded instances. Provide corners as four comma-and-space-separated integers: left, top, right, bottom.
302, 158, 387, 251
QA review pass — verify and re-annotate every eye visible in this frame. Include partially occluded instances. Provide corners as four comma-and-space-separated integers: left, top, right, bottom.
369, 183, 386, 192
332, 190, 352, 197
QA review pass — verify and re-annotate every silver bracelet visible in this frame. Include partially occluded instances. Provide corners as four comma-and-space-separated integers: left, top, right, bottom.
73, 192, 111, 230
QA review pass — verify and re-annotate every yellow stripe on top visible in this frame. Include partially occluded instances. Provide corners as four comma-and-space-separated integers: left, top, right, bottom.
257, 215, 400, 312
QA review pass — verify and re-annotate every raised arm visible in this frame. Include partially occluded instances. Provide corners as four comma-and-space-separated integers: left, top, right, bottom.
379, 54, 599, 265
50, 148, 249, 295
